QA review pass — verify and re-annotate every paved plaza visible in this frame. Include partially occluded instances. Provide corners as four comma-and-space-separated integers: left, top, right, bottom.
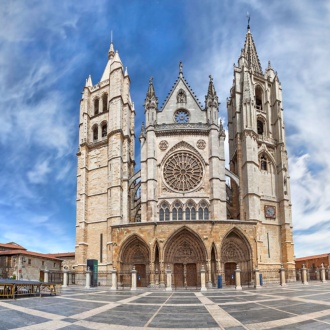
1, 282, 330, 329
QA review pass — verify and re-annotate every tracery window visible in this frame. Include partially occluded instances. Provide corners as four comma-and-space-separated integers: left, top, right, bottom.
185, 201, 196, 220
163, 152, 203, 192
159, 202, 170, 221
172, 201, 183, 220
94, 98, 99, 115
198, 201, 209, 220
102, 93, 108, 112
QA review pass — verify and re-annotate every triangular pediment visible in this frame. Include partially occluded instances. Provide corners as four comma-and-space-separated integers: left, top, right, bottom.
160, 76, 203, 112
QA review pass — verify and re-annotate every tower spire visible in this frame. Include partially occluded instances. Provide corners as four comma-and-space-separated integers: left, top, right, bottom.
144, 77, 158, 110
242, 24, 263, 74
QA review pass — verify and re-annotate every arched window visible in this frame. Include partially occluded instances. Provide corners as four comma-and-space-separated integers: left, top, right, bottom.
94, 98, 99, 115
172, 201, 183, 221
159, 202, 170, 221
93, 126, 98, 141
255, 86, 263, 110
102, 123, 107, 138
102, 94, 108, 112
198, 201, 209, 220
186, 201, 196, 220
261, 155, 267, 171
160, 209, 164, 221
257, 120, 264, 135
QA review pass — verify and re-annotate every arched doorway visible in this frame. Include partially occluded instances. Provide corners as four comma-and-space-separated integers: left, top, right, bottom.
119, 235, 150, 287
164, 227, 207, 288
221, 229, 252, 286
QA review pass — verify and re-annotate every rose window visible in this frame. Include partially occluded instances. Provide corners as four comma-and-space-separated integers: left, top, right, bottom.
163, 152, 203, 192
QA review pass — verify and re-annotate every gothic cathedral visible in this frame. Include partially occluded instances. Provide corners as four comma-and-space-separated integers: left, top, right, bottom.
75, 26, 295, 287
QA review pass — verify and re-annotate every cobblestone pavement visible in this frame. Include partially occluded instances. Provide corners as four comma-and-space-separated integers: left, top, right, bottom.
1, 282, 330, 329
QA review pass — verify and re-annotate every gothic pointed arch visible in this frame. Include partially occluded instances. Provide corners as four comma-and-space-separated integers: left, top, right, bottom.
164, 226, 208, 263
220, 228, 252, 273
119, 234, 150, 268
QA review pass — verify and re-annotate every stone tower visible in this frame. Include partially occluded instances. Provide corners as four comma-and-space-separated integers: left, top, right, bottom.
227, 24, 295, 268
75, 42, 135, 270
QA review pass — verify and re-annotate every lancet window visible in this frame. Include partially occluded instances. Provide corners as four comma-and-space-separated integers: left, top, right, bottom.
102, 93, 108, 112
159, 202, 170, 221
172, 201, 183, 221
198, 201, 209, 220
94, 98, 99, 115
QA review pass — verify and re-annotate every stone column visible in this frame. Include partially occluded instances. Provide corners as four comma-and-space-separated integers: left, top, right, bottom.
149, 262, 155, 287
62, 270, 68, 288
131, 266, 137, 291
155, 268, 159, 286
254, 267, 260, 289
280, 264, 286, 286
301, 264, 308, 285
165, 265, 172, 291
111, 266, 117, 290
320, 263, 326, 283
207, 260, 212, 288
235, 265, 242, 290
85, 269, 91, 289
200, 265, 207, 291
44, 269, 49, 283
159, 261, 165, 288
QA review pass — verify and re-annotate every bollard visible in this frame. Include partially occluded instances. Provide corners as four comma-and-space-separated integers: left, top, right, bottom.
321, 263, 327, 283
280, 264, 286, 286
301, 264, 308, 285
165, 265, 172, 291
131, 266, 137, 291
254, 268, 260, 289
44, 269, 49, 283
217, 275, 222, 289
111, 266, 117, 290
235, 265, 242, 290
85, 268, 91, 289
200, 265, 207, 291
62, 270, 68, 288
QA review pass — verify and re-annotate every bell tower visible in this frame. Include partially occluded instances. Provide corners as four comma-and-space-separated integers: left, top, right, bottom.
75, 41, 135, 271
227, 24, 294, 267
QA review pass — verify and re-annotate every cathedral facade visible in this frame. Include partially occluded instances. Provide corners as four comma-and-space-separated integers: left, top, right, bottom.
74, 26, 295, 287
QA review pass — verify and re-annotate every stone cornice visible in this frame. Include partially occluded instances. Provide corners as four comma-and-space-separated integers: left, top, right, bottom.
155, 123, 210, 136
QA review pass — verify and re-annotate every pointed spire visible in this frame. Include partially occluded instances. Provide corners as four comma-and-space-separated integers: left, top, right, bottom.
113, 50, 122, 65
108, 42, 115, 59
144, 77, 158, 110
124, 66, 128, 76
242, 23, 263, 74
85, 75, 92, 87
146, 77, 156, 98
205, 75, 219, 110
207, 75, 217, 97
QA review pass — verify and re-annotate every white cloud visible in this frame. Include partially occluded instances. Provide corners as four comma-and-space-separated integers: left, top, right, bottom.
27, 160, 51, 184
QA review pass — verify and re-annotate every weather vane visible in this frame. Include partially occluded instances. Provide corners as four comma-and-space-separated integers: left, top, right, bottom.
247, 12, 250, 30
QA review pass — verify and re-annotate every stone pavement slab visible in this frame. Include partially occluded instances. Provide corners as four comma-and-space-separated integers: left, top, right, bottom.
0, 282, 330, 329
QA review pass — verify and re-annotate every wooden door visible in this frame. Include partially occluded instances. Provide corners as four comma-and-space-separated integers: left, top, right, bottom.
135, 264, 146, 287
174, 263, 184, 287
225, 262, 236, 285
186, 263, 197, 287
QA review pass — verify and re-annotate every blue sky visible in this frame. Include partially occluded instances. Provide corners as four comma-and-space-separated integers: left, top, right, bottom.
0, 0, 329, 257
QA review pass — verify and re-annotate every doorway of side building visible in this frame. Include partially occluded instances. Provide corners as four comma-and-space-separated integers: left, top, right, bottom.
135, 264, 147, 287
225, 262, 236, 285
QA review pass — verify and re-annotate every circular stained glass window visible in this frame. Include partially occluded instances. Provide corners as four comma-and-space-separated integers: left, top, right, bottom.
174, 109, 189, 123
163, 152, 203, 192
